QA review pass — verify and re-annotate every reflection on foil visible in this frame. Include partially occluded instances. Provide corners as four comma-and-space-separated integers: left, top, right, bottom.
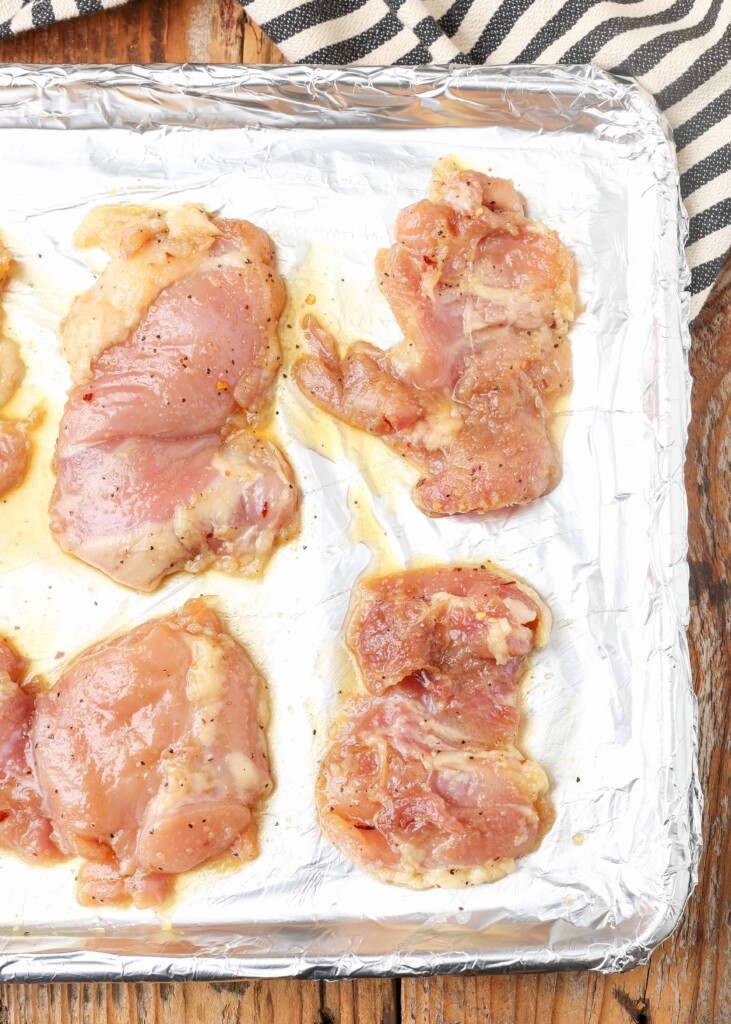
0, 63, 698, 981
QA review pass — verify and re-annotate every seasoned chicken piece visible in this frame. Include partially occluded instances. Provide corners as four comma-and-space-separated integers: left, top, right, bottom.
349, 566, 549, 693
318, 567, 553, 887
51, 206, 299, 591
0, 416, 31, 496
320, 698, 551, 888
295, 165, 576, 515
0, 640, 61, 862
0, 244, 31, 497
0, 339, 24, 410
27, 598, 272, 908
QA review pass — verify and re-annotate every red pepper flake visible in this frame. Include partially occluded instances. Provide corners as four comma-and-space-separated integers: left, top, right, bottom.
82, 393, 94, 402
261, 501, 269, 519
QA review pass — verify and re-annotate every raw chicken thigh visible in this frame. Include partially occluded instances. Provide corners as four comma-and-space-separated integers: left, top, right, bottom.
0, 416, 30, 497
0, 244, 32, 497
51, 206, 299, 591
0, 640, 60, 862
318, 567, 553, 887
0, 599, 272, 908
295, 164, 576, 515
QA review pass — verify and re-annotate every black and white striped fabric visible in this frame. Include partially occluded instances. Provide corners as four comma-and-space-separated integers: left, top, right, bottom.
0, 0, 127, 37
240, 0, 731, 318
5, 0, 730, 315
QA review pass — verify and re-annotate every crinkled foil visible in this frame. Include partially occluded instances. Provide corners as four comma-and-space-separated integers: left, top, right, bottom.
0, 64, 698, 981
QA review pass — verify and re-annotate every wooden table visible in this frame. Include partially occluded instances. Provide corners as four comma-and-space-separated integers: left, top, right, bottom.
1, 1, 729, 1020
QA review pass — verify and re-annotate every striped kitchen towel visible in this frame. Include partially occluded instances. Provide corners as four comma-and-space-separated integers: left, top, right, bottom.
0, 0, 128, 36
242, 0, 731, 319
4, 0, 730, 316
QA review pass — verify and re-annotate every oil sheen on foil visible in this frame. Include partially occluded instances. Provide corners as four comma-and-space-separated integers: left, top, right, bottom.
0, 64, 699, 980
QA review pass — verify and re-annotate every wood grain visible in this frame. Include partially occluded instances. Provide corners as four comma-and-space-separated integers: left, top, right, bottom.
0, 1, 727, 1020
0, 978, 399, 1023
242, 12, 286, 64
0, 0, 283, 64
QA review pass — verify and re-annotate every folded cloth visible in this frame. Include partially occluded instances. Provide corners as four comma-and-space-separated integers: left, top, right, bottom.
0, 0, 128, 35
243, 0, 731, 318
4, 0, 730, 316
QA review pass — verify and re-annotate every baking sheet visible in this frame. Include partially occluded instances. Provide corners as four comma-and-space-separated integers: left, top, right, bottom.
0, 64, 698, 980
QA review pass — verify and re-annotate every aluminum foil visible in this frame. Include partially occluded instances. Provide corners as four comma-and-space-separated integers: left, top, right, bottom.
0, 63, 698, 981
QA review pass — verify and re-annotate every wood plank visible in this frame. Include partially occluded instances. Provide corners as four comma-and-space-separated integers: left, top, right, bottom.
0, 978, 398, 1022
0, 0, 247, 64
242, 14, 285, 64
162, 0, 246, 64
401, 970, 650, 1023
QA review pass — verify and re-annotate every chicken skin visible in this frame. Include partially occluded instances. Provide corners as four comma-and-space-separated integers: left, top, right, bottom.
295, 165, 576, 515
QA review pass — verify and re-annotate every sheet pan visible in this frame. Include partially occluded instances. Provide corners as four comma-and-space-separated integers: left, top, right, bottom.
0, 63, 699, 980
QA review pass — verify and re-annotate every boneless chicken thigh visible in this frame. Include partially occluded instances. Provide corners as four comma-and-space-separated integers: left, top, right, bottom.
0, 243, 32, 497
318, 567, 553, 887
295, 164, 576, 515
51, 206, 299, 591
0, 599, 272, 908
0, 640, 60, 862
